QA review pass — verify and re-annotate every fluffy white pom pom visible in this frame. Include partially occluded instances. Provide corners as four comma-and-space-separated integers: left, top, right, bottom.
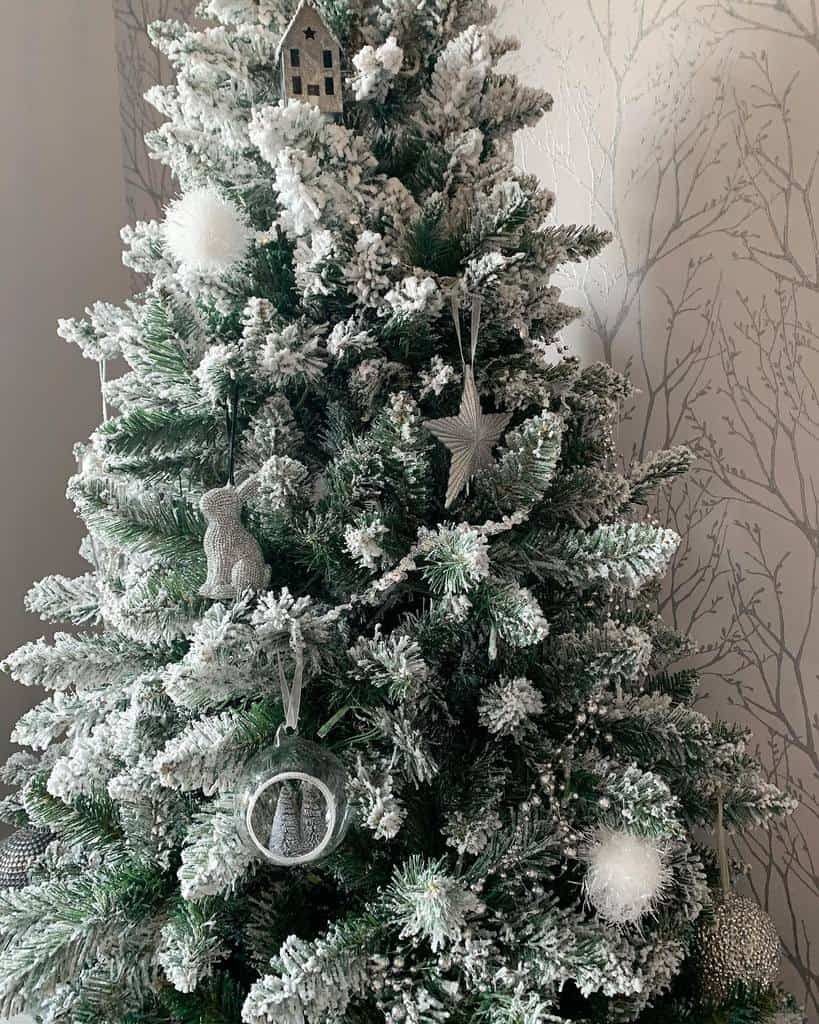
164, 187, 251, 275
582, 828, 670, 925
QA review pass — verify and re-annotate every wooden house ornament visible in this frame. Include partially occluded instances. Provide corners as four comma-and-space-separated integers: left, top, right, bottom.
277, 0, 343, 116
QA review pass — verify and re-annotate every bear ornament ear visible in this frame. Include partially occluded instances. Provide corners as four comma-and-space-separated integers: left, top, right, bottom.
236, 475, 260, 504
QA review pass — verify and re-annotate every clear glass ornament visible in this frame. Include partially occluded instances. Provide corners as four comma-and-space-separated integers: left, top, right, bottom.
243, 731, 350, 867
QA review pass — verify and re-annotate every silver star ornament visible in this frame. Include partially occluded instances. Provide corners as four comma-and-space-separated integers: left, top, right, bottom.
423, 365, 512, 508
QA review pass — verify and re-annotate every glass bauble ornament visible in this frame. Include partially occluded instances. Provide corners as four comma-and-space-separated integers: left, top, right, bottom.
243, 733, 350, 867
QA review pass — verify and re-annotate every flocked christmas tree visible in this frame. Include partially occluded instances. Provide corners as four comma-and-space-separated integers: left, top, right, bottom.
0, 1, 804, 1022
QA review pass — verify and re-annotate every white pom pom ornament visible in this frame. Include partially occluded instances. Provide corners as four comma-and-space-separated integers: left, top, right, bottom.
164, 186, 252, 275
582, 828, 670, 925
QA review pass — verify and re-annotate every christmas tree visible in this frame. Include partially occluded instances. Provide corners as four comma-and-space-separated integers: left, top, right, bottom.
0, 1, 803, 1022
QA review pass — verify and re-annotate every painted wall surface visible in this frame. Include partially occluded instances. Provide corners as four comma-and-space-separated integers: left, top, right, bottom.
0, 2, 129, 824
112, 0, 818, 1017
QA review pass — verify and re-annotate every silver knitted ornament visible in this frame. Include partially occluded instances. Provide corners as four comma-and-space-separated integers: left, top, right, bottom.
694, 892, 780, 1005
199, 478, 271, 599
0, 827, 52, 889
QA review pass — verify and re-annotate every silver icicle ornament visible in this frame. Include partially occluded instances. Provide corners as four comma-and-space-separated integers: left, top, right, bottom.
199, 477, 271, 599
693, 793, 780, 1005
0, 827, 52, 889
423, 294, 511, 508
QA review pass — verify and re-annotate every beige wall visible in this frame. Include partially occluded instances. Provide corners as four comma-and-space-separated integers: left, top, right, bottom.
0, 3, 128, 816
495, 0, 819, 1014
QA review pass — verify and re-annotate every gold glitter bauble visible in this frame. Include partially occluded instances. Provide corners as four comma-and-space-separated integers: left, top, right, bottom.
694, 892, 780, 1005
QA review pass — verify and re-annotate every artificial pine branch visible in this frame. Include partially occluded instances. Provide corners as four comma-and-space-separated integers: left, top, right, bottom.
68, 474, 206, 571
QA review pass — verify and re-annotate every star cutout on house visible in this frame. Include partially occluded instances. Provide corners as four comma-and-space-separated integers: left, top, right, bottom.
423, 365, 512, 508
303, 25, 316, 39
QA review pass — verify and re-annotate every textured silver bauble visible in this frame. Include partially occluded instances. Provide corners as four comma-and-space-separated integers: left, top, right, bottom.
694, 892, 780, 1005
0, 827, 52, 889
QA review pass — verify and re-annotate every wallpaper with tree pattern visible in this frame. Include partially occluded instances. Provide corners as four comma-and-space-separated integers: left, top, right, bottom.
113, 1, 819, 1015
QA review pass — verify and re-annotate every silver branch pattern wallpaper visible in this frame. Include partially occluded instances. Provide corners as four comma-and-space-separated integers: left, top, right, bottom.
113, 0, 819, 1014
114, 0, 192, 227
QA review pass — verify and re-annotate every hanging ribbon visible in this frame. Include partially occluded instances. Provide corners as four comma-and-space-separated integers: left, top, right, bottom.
226, 380, 240, 486
276, 633, 305, 739
451, 291, 466, 367
470, 293, 482, 365
450, 291, 483, 368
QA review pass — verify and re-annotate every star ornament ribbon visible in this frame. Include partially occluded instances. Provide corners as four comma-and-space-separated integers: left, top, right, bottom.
423, 364, 512, 508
